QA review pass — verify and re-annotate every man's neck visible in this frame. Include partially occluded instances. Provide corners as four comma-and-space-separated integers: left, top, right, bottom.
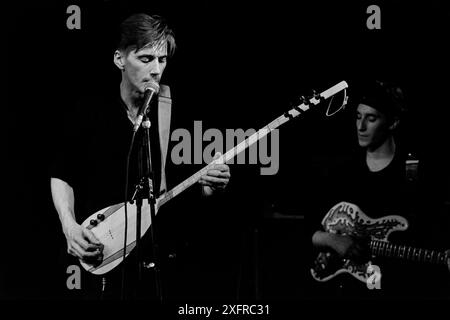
366, 136, 396, 172
120, 81, 141, 119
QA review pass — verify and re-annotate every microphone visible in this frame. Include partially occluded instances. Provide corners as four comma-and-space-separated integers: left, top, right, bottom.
133, 82, 160, 132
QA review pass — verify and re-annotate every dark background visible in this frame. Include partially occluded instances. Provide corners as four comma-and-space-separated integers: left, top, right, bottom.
4, 0, 450, 301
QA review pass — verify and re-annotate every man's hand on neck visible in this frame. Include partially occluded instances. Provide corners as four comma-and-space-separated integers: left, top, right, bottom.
366, 136, 396, 159
366, 137, 396, 172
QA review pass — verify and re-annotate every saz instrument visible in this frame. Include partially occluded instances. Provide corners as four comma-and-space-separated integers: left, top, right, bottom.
80, 81, 349, 275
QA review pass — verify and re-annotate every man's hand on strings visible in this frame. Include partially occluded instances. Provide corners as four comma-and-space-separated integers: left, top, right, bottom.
199, 152, 230, 196
334, 234, 370, 264
64, 221, 104, 265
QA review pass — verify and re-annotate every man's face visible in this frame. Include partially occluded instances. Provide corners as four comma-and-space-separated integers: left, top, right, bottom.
120, 42, 167, 94
356, 103, 391, 150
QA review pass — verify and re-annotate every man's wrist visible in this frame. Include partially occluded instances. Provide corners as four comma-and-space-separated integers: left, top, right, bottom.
61, 213, 78, 235
201, 185, 214, 197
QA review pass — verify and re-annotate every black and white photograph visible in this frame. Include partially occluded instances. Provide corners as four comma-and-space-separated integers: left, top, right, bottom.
4, 0, 450, 316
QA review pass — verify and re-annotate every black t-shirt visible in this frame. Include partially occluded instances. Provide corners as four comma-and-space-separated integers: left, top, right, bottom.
50, 89, 212, 298
51, 91, 161, 221
50, 87, 207, 236
317, 148, 417, 235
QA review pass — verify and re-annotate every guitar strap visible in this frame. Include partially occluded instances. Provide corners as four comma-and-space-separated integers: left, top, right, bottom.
157, 84, 171, 196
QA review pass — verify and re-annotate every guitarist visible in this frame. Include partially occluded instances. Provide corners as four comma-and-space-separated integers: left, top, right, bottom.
50, 13, 230, 299
310, 80, 441, 298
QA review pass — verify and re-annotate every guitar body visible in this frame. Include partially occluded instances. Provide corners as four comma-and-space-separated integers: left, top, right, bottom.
311, 201, 408, 283
80, 198, 160, 275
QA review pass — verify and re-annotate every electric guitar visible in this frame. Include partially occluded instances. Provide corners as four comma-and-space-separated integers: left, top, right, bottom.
80, 81, 349, 275
311, 201, 450, 284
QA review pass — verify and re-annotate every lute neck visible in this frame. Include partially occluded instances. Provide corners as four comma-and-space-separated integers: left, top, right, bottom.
157, 120, 279, 208
156, 81, 349, 210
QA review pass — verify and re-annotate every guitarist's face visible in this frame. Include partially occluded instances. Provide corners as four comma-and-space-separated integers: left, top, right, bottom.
356, 104, 391, 149
114, 42, 168, 96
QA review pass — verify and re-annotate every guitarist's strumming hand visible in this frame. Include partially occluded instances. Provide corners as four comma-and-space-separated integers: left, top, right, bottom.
313, 231, 370, 264
335, 234, 370, 264
64, 220, 104, 265
198, 152, 231, 197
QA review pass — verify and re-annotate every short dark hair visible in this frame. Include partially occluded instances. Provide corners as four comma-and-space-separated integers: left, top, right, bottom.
356, 80, 406, 121
117, 13, 176, 56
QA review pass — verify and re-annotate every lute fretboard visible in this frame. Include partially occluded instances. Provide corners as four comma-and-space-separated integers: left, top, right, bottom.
157, 81, 348, 208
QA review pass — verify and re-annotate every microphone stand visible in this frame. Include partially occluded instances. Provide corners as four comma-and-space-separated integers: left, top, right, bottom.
131, 178, 144, 299
140, 114, 163, 301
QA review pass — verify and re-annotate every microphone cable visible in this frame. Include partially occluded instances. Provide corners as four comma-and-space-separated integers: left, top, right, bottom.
121, 130, 137, 300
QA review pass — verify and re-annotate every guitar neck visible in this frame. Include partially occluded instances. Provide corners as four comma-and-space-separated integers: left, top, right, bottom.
370, 239, 448, 265
158, 81, 348, 208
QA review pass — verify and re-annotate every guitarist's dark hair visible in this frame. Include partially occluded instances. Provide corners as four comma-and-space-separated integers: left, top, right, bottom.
116, 13, 176, 56
354, 80, 406, 124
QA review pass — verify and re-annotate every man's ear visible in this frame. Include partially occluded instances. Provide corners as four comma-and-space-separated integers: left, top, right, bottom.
389, 117, 400, 131
114, 50, 125, 70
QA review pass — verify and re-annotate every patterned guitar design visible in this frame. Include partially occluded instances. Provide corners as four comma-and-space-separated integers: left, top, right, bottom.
311, 201, 449, 284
